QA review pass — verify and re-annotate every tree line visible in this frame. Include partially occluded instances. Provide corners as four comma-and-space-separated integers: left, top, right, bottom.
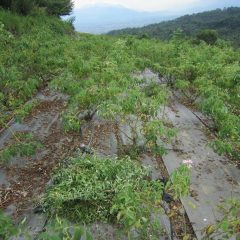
0, 0, 73, 16
108, 7, 240, 47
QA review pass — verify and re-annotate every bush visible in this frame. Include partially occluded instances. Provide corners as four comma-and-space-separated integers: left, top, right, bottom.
11, 0, 34, 15
196, 29, 219, 45
0, 211, 17, 240
35, 0, 73, 16
43, 155, 164, 231
0, 0, 73, 16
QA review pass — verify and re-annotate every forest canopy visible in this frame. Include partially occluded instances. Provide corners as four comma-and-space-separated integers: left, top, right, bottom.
0, 0, 73, 16
108, 7, 240, 47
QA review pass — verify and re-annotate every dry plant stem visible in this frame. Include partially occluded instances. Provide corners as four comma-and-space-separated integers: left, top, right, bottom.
1, 121, 21, 143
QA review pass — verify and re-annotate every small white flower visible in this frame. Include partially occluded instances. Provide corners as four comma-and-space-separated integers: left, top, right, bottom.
183, 159, 193, 168
203, 218, 207, 222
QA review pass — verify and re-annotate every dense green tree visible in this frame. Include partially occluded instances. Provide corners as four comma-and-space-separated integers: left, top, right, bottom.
0, 0, 12, 9
0, 0, 73, 16
36, 0, 73, 16
11, 0, 34, 15
197, 29, 218, 45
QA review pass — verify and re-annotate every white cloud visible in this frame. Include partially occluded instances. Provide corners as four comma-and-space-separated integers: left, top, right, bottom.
73, 0, 200, 12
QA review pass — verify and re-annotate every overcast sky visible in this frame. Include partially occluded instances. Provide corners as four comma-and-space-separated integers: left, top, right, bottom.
73, 0, 240, 12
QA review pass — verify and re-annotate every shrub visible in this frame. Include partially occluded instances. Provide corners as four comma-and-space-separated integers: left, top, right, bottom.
196, 29, 219, 45
11, 0, 34, 15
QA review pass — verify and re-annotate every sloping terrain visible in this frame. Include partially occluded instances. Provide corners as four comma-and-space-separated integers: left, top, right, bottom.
0, 9, 240, 240
162, 95, 240, 239
1, 70, 239, 239
108, 7, 240, 47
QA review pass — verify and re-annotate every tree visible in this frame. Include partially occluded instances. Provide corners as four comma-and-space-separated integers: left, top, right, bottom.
36, 0, 73, 16
11, 0, 34, 15
0, 0, 73, 16
0, 0, 34, 15
0, 0, 12, 9
196, 29, 219, 45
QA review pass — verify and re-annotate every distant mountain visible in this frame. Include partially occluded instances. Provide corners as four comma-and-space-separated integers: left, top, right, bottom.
108, 7, 240, 47
67, 4, 178, 34
109, 7, 240, 46
187, 0, 240, 13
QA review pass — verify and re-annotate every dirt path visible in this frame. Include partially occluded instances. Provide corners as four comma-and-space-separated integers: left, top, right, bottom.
161, 96, 240, 239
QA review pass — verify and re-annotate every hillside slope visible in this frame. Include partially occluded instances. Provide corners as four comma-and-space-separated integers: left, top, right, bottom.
108, 7, 240, 46
0, 9, 240, 240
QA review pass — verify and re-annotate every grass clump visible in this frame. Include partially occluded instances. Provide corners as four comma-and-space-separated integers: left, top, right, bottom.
0, 211, 17, 240
43, 155, 164, 233
0, 133, 43, 163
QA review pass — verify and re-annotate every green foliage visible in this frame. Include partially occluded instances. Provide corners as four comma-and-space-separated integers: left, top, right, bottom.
109, 7, 240, 47
196, 29, 218, 45
38, 217, 93, 240
61, 111, 81, 133
11, 0, 35, 15
44, 156, 162, 226
15, 100, 38, 122
2, 8, 238, 158
216, 199, 240, 239
125, 33, 239, 159
0, 212, 92, 240
0, 133, 43, 163
144, 120, 176, 156
0, 9, 73, 129
205, 199, 240, 239
166, 164, 191, 199
0, 211, 17, 240
43, 155, 164, 233
43, 155, 191, 236
0, 0, 73, 16
37, 0, 74, 17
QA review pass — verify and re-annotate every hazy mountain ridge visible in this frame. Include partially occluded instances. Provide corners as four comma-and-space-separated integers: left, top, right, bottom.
68, 4, 179, 34
108, 7, 240, 46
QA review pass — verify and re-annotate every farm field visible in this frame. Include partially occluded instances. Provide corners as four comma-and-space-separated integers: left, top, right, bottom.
0, 8, 239, 240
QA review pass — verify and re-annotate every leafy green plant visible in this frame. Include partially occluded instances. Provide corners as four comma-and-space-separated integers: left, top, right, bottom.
43, 155, 164, 234
43, 155, 192, 237
144, 120, 176, 156
15, 100, 38, 122
38, 217, 93, 240
0, 211, 17, 240
166, 164, 191, 199
0, 212, 92, 240
196, 29, 219, 45
204, 198, 240, 239
61, 111, 81, 133
0, 133, 43, 163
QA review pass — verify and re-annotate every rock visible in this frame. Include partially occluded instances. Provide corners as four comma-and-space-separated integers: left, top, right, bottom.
109, 132, 118, 156
119, 115, 146, 147
79, 143, 94, 154
119, 123, 133, 146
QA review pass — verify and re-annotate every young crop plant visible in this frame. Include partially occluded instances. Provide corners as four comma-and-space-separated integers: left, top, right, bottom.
0, 211, 93, 240
14, 100, 39, 122
166, 162, 192, 199
0, 211, 17, 240
203, 198, 240, 239
38, 218, 93, 240
128, 34, 240, 160
0, 133, 43, 163
42, 155, 191, 238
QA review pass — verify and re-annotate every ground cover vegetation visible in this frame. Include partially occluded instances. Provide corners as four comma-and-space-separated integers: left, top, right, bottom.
0, 5, 239, 239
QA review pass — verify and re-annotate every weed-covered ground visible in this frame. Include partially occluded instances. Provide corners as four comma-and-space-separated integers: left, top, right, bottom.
0, 10, 240, 240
